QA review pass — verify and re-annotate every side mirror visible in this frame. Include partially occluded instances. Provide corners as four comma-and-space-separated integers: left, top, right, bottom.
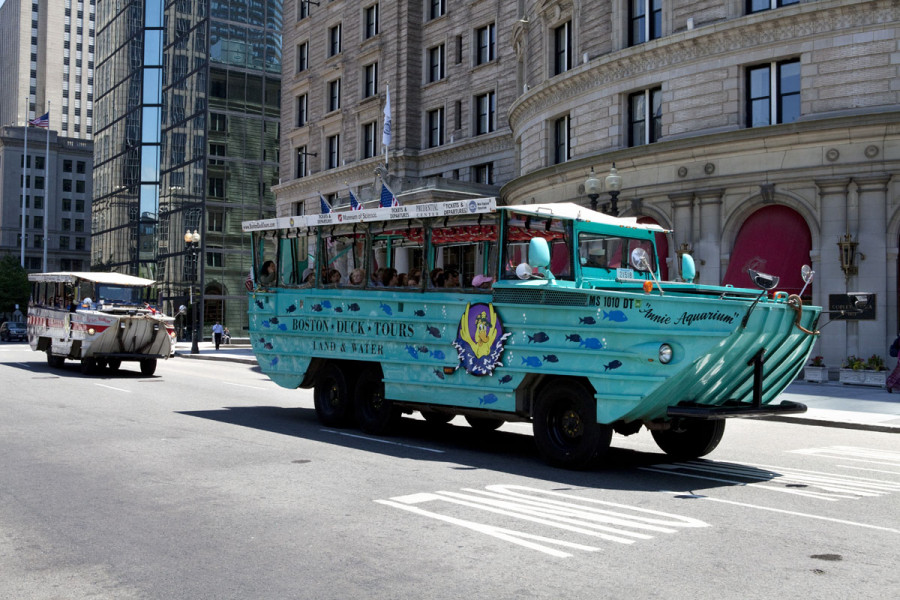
798, 265, 814, 297
528, 237, 551, 268
681, 254, 696, 283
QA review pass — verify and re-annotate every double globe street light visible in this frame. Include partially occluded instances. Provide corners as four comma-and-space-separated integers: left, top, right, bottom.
184, 229, 202, 355
584, 164, 623, 216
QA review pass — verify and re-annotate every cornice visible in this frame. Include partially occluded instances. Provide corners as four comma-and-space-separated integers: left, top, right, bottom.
508, 0, 898, 132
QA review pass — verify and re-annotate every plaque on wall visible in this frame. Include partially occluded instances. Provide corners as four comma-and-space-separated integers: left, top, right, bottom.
828, 293, 876, 320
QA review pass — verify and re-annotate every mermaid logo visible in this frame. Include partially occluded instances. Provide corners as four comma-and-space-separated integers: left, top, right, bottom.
453, 303, 510, 376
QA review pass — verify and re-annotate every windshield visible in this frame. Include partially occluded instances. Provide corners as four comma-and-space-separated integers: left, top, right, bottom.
96, 284, 143, 304
578, 233, 656, 273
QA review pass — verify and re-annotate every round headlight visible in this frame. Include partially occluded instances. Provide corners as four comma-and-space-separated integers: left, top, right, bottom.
87, 328, 95, 335
658, 343, 673, 364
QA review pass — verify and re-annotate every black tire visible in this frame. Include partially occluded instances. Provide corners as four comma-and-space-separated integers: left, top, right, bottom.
46, 349, 64, 368
651, 419, 726, 460
533, 381, 612, 470
80, 357, 97, 375
354, 365, 400, 435
421, 410, 454, 425
465, 415, 504, 431
313, 363, 355, 427
140, 358, 157, 376
107, 358, 122, 372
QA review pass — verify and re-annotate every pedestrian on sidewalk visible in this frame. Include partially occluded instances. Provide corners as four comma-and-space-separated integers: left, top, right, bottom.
887, 333, 900, 393
212, 321, 224, 351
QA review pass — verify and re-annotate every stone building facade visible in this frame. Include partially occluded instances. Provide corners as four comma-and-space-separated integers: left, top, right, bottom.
276, 0, 899, 374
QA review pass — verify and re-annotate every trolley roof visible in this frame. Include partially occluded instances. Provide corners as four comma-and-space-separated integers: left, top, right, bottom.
28, 272, 157, 286
242, 198, 667, 233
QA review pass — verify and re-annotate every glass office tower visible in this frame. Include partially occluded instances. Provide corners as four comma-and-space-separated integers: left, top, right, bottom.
93, 0, 281, 338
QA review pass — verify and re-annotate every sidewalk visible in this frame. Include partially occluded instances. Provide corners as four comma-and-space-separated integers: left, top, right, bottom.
174, 342, 900, 433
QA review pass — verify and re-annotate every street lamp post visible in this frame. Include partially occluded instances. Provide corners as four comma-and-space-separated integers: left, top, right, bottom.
605, 163, 622, 217
584, 167, 601, 212
184, 229, 201, 354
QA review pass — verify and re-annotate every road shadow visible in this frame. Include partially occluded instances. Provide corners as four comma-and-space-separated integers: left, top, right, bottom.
177, 404, 789, 493
2, 357, 163, 380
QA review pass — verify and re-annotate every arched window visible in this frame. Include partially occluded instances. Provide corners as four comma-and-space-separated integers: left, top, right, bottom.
723, 206, 811, 296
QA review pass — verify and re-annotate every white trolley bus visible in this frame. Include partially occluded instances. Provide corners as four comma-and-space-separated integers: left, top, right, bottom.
27, 272, 175, 375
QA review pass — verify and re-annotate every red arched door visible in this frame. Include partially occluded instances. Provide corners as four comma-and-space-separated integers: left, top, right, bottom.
722, 205, 811, 295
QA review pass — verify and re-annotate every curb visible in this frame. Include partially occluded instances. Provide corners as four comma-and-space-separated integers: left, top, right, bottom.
174, 352, 257, 365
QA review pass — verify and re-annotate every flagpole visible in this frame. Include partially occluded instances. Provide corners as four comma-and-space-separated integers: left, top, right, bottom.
43, 102, 50, 271
20, 97, 28, 268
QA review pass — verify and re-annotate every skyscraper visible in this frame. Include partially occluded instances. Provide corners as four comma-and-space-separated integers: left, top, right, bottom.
92, 0, 281, 337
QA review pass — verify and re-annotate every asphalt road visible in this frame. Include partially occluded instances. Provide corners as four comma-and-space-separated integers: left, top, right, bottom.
1, 343, 898, 599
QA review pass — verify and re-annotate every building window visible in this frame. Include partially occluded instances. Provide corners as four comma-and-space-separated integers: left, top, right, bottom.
209, 143, 226, 165
62, 198, 72, 211
630, 0, 662, 46
364, 4, 379, 39
75, 199, 84, 212
553, 115, 570, 164
33, 216, 43, 230
60, 236, 70, 249
210, 113, 227, 132
63, 159, 73, 172
298, 1, 310, 20
747, 0, 799, 14
33, 234, 43, 249
628, 87, 662, 146
473, 163, 493, 185
364, 62, 378, 98
76, 161, 86, 174
553, 21, 572, 76
75, 237, 85, 251
429, 0, 446, 20
62, 218, 72, 231
475, 23, 496, 65
63, 179, 72, 192
206, 250, 223, 268
747, 59, 800, 128
208, 177, 224, 197
75, 219, 84, 232
328, 24, 342, 57
296, 146, 309, 178
328, 79, 341, 112
428, 107, 444, 148
427, 44, 445, 83
362, 122, 377, 159
475, 91, 496, 135
76, 181, 85, 193
327, 134, 341, 169
296, 94, 308, 126
296, 42, 308, 73
208, 210, 225, 232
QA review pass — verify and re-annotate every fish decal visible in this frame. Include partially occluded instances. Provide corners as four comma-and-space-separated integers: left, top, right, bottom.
348, 303, 361, 312
498, 374, 512, 384
426, 326, 441, 338
278, 323, 287, 331
543, 355, 559, 363
565, 334, 582, 343
270, 357, 279, 367
261, 320, 271, 328
258, 337, 266, 343
334, 307, 343, 313
286, 304, 297, 313
527, 332, 550, 344
311, 304, 323, 312
430, 350, 446, 360
604, 360, 623, 371
452, 303, 511, 377
414, 309, 426, 317
255, 299, 264, 309
321, 300, 332, 309
380, 303, 393, 315
579, 338, 603, 350
417, 346, 429, 354
264, 342, 274, 350
478, 393, 499, 406
405, 345, 419, 359
433, 368, 445, 380
602, 310, 628, 323
269, 317, 279, 324
521, 356, 543, 368
579, 316, 597, 325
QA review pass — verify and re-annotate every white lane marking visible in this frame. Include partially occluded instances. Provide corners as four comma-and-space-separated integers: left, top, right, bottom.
95, 383, 131, 393
322, 429, 445, 453
838, 466, 900, 476
790, 446, 900, 467
222, 381, 268, 390
661, 491, 900, 535
640, 465, 845, 501
15, 362, 33, 368
378, 485, 708, 558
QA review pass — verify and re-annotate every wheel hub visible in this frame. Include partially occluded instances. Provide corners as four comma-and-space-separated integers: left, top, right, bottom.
560, 409, 583, 439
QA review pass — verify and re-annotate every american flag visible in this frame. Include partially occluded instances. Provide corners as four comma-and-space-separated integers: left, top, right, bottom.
319, 193, 332, 214
29, 112, 49, 128
348, 188, 362, 211
379, 182, 399, 208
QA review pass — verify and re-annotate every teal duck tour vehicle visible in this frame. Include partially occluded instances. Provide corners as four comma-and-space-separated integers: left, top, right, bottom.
243, 198, 821, 468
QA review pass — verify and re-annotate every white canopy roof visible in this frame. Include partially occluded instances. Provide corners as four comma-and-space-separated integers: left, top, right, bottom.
28, 272, 157, 287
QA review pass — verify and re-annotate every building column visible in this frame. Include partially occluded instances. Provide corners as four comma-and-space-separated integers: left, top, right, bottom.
669, 192, 694, 280
814, 177, 850, 369
696, 189, 724, 285
854, 175, 891, 360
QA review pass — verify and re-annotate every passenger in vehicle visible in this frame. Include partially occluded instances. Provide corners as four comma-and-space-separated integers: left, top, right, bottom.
349, 268, 366, 286
440, 269, 460, 287
429, 268, 443, 287
326, 269, 342, 285
301, 267, 315, 285
259, 260, 277, 286
381, 268, 399, 287
472, 274, 493, 289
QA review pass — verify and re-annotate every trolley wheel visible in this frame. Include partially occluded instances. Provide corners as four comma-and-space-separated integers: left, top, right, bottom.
140, 358, 157, 376
533, 381, 612, 470
421, 410, 454, 425
313, 363, 354, 427
465, 415, 504, 431
651, 419, 725, 460
46, 349, 64, 369
80, 357, 97, 375
354, 365, 400, 435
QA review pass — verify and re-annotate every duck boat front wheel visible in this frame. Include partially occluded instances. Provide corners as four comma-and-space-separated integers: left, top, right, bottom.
651, 419, 726, 459
533, 381, 612, 470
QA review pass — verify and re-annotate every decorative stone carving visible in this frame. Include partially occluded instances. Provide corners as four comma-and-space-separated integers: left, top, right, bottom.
864, 145, 879, 158
826, 148, 840, 162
